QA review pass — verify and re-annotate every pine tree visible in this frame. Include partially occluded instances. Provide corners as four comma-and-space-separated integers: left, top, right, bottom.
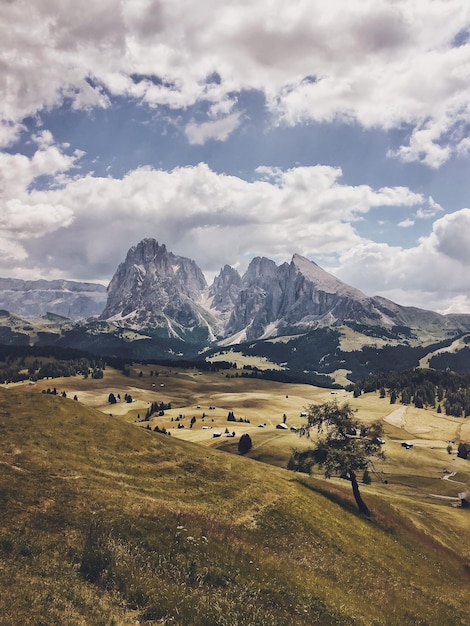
238, 434, 252, 454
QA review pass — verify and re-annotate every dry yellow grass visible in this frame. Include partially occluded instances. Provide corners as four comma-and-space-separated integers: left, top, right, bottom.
207, 349, 285, 370
1, 371, 470, 625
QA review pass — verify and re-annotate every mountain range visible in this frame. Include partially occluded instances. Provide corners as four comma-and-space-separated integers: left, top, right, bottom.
0, 238, 469, 380
99, 238, 467, 344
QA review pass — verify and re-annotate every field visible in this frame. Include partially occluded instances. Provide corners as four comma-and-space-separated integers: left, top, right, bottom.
1, 364, 470, 624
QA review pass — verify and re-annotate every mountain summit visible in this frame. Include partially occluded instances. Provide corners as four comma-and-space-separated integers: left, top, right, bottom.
0, 239, 466, 376
100, 239, 215, 339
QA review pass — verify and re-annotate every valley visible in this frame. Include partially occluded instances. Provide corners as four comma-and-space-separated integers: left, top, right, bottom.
1, 360, 470, 624
0, 238, 470, 624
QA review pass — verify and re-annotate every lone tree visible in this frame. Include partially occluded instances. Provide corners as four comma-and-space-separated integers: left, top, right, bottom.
292, 401, 384, 517
238, 433, 252, 455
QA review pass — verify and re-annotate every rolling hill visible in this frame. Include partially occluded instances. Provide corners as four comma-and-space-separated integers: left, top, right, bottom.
1, 378, 469, 625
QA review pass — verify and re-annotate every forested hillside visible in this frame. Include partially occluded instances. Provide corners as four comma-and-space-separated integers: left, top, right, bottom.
350, 368, 470, 417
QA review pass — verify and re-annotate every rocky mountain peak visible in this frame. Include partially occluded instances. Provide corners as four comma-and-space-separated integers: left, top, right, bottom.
242, 256, 278, 287
208, 265, 241, 313
133, 238, 167, 261
100, 239, 209, 335
96, 239, 461, 346
290, 253, 364, 298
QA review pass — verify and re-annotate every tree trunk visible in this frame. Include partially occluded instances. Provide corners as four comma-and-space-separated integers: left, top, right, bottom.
350, 470, 371, 517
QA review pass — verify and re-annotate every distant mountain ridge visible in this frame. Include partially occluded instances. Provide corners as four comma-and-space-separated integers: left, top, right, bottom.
0, 277, 107, 319
1, 239, 469, 379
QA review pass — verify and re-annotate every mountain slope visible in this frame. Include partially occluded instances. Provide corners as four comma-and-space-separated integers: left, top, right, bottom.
206, 264, 242, 328
0, 385, 469, 625
220, 252, 460, 342
3, 240, 466, 374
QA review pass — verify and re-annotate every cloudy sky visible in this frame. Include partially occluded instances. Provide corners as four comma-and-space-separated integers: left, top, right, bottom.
1, 0, 470, 314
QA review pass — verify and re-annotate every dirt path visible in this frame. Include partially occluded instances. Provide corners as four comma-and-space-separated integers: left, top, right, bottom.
442, 472, 466, 485
251, 431, 285, 451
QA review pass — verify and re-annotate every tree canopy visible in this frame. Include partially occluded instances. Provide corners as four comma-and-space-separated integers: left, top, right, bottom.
291, 401, 384, 516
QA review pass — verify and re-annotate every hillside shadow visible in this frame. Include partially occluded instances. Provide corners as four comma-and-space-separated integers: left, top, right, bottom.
293, 473, 362, 517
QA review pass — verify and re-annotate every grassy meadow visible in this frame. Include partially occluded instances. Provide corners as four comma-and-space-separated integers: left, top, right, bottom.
1, 364, 469, 624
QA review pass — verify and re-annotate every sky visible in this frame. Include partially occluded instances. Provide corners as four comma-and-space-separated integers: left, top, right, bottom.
1, 0, 470, 315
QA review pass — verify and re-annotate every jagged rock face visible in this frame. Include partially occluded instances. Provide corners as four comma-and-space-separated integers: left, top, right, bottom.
278, 255, 378, 326
208, 265, 241, 315
0, 278, 107, 319
224, 257, 286, 338
99, 239, 463, 344
225, 254, 397, 340
0, 241, 464, 352
100, 239, 210, 336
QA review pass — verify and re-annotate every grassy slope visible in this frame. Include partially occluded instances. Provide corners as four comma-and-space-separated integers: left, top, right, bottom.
0, 384, 469, 625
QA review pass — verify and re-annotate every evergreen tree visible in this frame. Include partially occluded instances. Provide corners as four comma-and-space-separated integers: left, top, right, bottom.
238, 433, 252, 454
457, 443, 469, 459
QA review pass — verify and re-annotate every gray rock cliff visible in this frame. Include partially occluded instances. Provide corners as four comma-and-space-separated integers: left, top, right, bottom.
100, 239, 213, 339
99, 239, 465, 344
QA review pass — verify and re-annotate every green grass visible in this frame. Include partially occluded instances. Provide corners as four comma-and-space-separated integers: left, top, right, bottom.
1, 373, 470, 625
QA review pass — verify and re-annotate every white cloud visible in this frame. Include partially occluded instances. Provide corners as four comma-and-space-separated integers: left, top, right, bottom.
0, 147, 467, 312
1, 1, 470, 159
185, 112, 242, 144
0, 141, 80, 198
387, 119, 453, 169
0, 159, 424, 280
456, 136, 470, 156
439, 295, 470, 315
0, 0, 469, 312
335, 208, 470, 313
1, 199, 74, 238
0, 237, 28, 264
430, 208, 470, 264
416, 197, 444, 219
398, 218, 414, 228
0, 121, 25, 148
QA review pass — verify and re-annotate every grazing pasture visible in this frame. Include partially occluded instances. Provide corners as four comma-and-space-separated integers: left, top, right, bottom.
1, 363, 470, 624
